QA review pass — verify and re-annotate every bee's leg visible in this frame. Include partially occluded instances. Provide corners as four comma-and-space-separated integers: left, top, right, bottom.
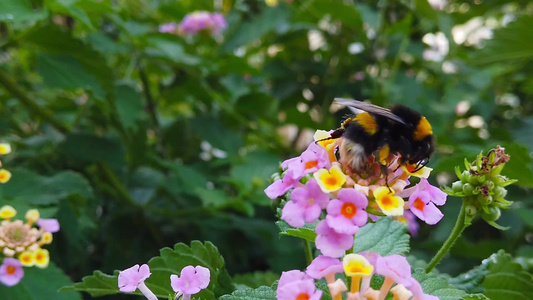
380, 164, 392, 192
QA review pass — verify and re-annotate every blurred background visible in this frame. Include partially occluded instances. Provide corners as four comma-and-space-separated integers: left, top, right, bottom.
0, 0, 532, 298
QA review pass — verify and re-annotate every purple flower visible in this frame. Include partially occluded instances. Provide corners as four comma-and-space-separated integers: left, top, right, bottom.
315, 220, 354, 258
179, 11, 226, 35
306, 255, 343, 280
281, 179, 329, 227
118, 264, 157, 300
159, 22, 177, 33
0, 258, 24, 286
276, 270, 322, 300
264, 169, 299, 199
170, 265, 210, 296
418, 178, 447, 205
408, 277, 439, 300
37, 218, 60, 233
408, 186, 443, 225
404, 210, 420, 236
284, 143, 331, 180
375, 255, 412, 287
326, 188, 368, 235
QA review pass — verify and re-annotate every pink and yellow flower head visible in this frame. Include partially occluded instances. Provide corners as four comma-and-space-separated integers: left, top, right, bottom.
343, 254, 374, 277
373, 187, 405, 216
326, 188, 369, 235
314, 164, 347, 193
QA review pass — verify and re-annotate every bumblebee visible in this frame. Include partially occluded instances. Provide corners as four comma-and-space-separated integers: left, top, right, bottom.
329, 98, 434, 174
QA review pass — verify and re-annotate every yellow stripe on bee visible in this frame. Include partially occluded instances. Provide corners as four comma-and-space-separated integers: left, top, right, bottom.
355, 113, 378, 135
378, 144, 390, 165
414, 117, 432, 141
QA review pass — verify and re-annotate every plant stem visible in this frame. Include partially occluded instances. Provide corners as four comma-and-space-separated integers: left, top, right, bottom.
0, 68, 69, 133
303, 240, 313, 265
425, 202, 468, 273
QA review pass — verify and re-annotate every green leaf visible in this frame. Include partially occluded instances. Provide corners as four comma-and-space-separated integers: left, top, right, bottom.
352, 217, 410, 256
306, 1, 363, 31
449, 258, 489, 294
145, 36, 200, 65
472, 16, 533, 64
219, 285, 276, 300
228, 151, 280, 192
233, 271, 279, 289
65, 241, 234, 298
59, 133, 126, 170
276, 220, 317, 242
221, 5, 291, 53
191, 116, 243, 154
0, 168, 93, 205
0, 262, 82, 300
462, 294, 490, 300
500, 143, 533, 187
22, 24, 114, 98
481, 250, 533, 300
0, 0, 47, 23
60, 270, 118, 297
412, 269, 467, 300
114, 84, 146, 131
36, 53, 104, 97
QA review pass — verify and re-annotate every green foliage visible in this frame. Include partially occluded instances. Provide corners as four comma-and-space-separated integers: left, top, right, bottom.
481, 250, 533, 300
64, 241, 234, 298
232, 271, 279, 289
0, 263, 82, 300
0, 0, 532, 298
219, 285, 276, 300
412, 269, 467, 300
352, 217, 410, 256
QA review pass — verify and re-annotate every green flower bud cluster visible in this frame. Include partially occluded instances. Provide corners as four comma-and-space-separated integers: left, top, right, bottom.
444, 146, 516, 229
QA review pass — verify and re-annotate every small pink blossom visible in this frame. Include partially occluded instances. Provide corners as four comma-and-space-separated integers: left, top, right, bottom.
118, 264, 156, 300
315, 220, 354, 258
276, 270, 322, 300
170, 265, 210, 296
281, 179, 329, 227
306, 255, 343, 280
37, 218, 60, 233
375, 255, 412, 287
0, 258, 24, 286
408, 277, 439, 300
326, 188, 368, 235
158, 22, 177, 33
264, 169, 299, 199
284, 143, 331, 180
179, 11, 226, 35
404, 210, 420, 236
408, 187, 444, 225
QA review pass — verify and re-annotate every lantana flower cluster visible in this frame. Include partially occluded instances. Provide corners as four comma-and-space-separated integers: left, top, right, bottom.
278, 252, 437, 300
159, 11, 226, 36
118, 263, 210, 300
266, 130, 447, 256
0, 143, 12, 184
0, 205, 60, 286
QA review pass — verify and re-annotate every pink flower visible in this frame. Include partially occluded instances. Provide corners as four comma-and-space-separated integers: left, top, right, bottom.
418, 178, 447, 205
170, 265, 210, 296
408, 187, 443, 225
276, 270, 322, 300
408, 277, 439, 300
284, 143, 331, 180
264, 169, 299, 199
0, 258, 24, 286
118, 264, 156, 300
159, 22, 177, 33
375, 255, 412, 287
37, 218, 60, 233
326, 188, 368, 235
315, 220, 354, 258
306, 255, 343, 280
404, 210, 420, 236
281, 179, 329, 227
179, 11, 226, 35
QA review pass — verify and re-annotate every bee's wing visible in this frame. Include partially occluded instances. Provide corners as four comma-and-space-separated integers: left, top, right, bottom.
334, 98, 406, 124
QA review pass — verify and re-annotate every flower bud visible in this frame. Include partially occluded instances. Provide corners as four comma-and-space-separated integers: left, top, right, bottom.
462, 183, 474, 195
481, 207, 501, 222
460, 171, 470, 183
479, 195, 493, 206
465, 204, 477, 216
452, 181, 463, 193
